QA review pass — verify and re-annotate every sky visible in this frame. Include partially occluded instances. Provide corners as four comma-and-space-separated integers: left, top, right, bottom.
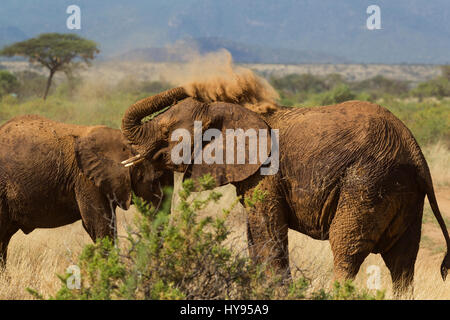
0, 0, 449, 64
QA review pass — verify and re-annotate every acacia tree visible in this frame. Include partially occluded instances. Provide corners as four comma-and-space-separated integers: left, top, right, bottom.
0, 33, 99, 100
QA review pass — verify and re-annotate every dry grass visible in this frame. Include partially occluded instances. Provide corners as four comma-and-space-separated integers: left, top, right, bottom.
0, 144, 449, 300
424, 141, 450, 188
288, 233, 450, 299
0, 209, 136, 300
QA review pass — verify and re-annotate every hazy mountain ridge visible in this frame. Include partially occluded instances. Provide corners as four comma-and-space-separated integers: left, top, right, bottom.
0, 26, 27, 48
115, 37, 348, 64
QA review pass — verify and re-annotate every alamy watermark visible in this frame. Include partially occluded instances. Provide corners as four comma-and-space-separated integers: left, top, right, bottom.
66, 5, 81, 30
170, 121, 279, 175
366, 5, 381, 30
66, 264, 81, 289
366, 265, 381, 290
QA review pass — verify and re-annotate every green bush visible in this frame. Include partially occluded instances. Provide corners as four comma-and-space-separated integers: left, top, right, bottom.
270, 73, 409, 105
410, 66, 450, 99
411, 77, 450, 99
350, 75, 410, 100
14, 71, 48, 99
441, 65, 450, 80
27, 175, 383, 300
385, 99, 450, 146
313, 281, 385, 300
271, 74, 328, 95
307, 84, 356, 106
0, 70, 19, 97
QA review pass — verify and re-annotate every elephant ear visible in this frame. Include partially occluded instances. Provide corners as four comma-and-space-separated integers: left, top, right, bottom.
185, 102, 272, 187
75, 126, 133, 210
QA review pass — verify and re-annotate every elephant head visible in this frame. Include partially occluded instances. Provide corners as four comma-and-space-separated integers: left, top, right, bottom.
121, 87, 274, 187
74, 126, 170, 209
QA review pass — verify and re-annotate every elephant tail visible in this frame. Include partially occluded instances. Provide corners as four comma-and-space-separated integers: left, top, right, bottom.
415, 145, 450, 281
426, 182, 450, 281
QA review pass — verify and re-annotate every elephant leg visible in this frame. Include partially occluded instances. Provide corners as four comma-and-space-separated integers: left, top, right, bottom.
242, 176, 291, 279
246, 205, 290, 278
330, 243, 369, 284
75, 179, 117, 242
381, 213, 422, 299
329, 186, 378, 283
0, 209, 19, 269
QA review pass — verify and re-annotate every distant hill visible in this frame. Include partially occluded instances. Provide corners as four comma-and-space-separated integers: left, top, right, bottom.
114, 37, 348, 64
0, 26, 27, 48
0, 0, 449, 64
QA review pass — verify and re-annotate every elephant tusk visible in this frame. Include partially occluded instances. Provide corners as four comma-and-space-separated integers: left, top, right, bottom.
124, 158, 145, 167
121, 154, 141, 165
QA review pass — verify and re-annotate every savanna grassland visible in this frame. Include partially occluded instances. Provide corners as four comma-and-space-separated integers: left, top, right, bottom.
0, 61, 449, 299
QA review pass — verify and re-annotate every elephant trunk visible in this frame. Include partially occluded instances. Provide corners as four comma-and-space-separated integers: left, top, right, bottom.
121, 87, 189, 146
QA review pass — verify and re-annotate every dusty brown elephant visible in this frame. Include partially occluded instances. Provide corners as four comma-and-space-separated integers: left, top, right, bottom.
0, 114, 172, 267
120, 87, 450, 297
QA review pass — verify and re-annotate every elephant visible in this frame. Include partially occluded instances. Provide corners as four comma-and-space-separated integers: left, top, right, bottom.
0, 114, 172, 267
120, 87, 450, 297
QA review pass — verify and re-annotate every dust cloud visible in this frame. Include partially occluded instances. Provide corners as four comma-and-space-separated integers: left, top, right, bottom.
159, 46, 280, 114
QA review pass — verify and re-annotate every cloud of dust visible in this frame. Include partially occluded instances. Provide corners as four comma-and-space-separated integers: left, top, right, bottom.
71, 41, 281, 115
160, 47, 280, 114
